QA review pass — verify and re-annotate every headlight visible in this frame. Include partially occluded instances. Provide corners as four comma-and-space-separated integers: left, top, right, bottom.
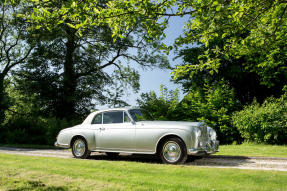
208, 127, 217, 140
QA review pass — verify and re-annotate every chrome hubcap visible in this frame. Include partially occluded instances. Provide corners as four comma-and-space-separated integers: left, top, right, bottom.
73, 139, 86, 157
163, 141, 181, 163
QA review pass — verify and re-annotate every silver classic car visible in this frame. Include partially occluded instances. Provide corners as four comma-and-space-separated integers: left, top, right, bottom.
55, 108, 219, 164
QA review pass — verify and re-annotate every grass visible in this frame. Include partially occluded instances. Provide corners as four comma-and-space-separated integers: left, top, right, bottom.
0, 153, 287, 191
0, 144, 56, 149
216, 143, 287, 158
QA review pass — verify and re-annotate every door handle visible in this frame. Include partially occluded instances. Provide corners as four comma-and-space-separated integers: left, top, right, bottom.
99, 127, 105, 131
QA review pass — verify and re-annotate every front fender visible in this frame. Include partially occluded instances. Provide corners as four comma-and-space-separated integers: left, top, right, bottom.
154, 130, 191, 154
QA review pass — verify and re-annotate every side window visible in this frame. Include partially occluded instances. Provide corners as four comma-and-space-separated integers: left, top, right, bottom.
103, 111, 123, 124
92, 114, 102, 124
124, 112, 131, 123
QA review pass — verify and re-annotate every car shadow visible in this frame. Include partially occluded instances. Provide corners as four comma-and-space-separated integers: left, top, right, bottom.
88, 153, 162, 164
88, 153, 255, 167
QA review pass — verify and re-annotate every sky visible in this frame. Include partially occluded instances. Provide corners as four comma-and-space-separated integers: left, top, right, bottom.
120, 16, 190, 107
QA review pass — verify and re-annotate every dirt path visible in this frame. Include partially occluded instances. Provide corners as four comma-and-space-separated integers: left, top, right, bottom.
1, 147, 287, 171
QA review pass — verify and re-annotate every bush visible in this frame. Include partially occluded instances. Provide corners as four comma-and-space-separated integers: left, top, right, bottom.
137, 85, 180, 120
232, 94, 287, 144
178, 81, 242, 144
0, 116, 78, 145
137, 82, 242, 144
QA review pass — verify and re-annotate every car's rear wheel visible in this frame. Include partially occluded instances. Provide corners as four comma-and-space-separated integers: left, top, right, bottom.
159, 137, 187, 164
106, 152, 119, 158
72, 137, 91, 159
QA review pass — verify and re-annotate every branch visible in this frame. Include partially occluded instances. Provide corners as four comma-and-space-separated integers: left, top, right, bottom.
155, 10, 196, 17
3, 46, 34, 76
75, 47, 122, 78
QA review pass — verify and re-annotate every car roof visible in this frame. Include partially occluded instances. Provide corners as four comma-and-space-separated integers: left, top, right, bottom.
82, 107, 142, 125
92, 107, 139, 114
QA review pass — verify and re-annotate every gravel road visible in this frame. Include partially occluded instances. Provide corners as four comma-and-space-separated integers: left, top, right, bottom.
1, 147, 287, 171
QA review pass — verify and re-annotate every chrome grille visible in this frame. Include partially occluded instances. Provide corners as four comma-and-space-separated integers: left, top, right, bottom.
197, 122, 208, 147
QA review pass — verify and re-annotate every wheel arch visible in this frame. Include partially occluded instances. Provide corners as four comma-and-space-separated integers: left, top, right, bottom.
70, 135, 87, 148
155, 134, 187, 154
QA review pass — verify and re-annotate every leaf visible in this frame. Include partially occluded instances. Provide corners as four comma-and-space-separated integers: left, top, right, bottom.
66, 23, 76, 29
216, 5, 221, 12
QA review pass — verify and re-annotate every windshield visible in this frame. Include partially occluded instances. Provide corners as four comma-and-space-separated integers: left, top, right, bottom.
128, 109, 153, 122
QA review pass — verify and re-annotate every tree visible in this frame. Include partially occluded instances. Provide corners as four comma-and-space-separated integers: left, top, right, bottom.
174, 42, 284, 104
137, 85, 180, 120
0, 1, 33, 124
172, 0, 287, 98
15, 0, 169, 120
27, 0, 287, 97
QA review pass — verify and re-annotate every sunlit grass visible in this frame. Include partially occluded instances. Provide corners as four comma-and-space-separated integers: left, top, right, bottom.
0, 153, 287, 191
216, 142, 287, 158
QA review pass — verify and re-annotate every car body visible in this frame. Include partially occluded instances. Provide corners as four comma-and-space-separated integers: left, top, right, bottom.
55, 108, 219, 164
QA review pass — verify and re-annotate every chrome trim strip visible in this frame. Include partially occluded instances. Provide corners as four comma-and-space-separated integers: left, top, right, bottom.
91, 149, 155, 154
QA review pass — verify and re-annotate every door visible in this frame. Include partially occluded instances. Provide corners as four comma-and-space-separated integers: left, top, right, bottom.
95, 111, 135, 151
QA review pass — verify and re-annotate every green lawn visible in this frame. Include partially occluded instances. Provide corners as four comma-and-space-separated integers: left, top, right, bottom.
216, 143, 287, 158
0, 153, 286, 191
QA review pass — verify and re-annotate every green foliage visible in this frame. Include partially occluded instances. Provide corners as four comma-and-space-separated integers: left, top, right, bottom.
178, 81, 241, 144
0, 1, 33, 124
13, 0, 169, 120
173, 0, 287, 93
137, 85, 180, 120
233, 94, 287, 144
1, 117, 47, 145
137, 83, 241, 144
0, 116, 78, 145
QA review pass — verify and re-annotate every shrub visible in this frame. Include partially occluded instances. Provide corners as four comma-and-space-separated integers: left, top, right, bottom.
178, 81, 242, 144
137, 82, 242, 144
137, 85, 180, 120
232, 94, 287, 144
1, 117, 47, 144
0, 116, 78, 145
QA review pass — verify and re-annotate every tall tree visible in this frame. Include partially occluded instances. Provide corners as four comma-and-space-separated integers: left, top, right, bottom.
16, 0, 168, 119
172, 0, 287, 100
0, 0, 33, 123
25, 0, 287, 113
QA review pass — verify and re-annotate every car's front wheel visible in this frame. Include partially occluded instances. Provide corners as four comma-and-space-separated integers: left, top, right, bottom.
159, 137, 187, 164
72, 137, 91, 159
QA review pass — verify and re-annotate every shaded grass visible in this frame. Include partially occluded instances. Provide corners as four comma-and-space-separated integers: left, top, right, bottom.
0, 144, 56, 149
0, 153, 287, 191
216, 143, 287, 158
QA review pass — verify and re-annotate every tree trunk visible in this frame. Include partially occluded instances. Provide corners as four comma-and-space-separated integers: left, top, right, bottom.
58, 27, 77, 119
0, 74, 6, 124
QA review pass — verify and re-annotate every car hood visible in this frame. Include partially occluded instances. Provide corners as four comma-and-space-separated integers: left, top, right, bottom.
137, 120, 202, 130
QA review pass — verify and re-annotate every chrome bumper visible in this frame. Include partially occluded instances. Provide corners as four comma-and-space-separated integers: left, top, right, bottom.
54, 141, 69, 148
188, 140, 219, 155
